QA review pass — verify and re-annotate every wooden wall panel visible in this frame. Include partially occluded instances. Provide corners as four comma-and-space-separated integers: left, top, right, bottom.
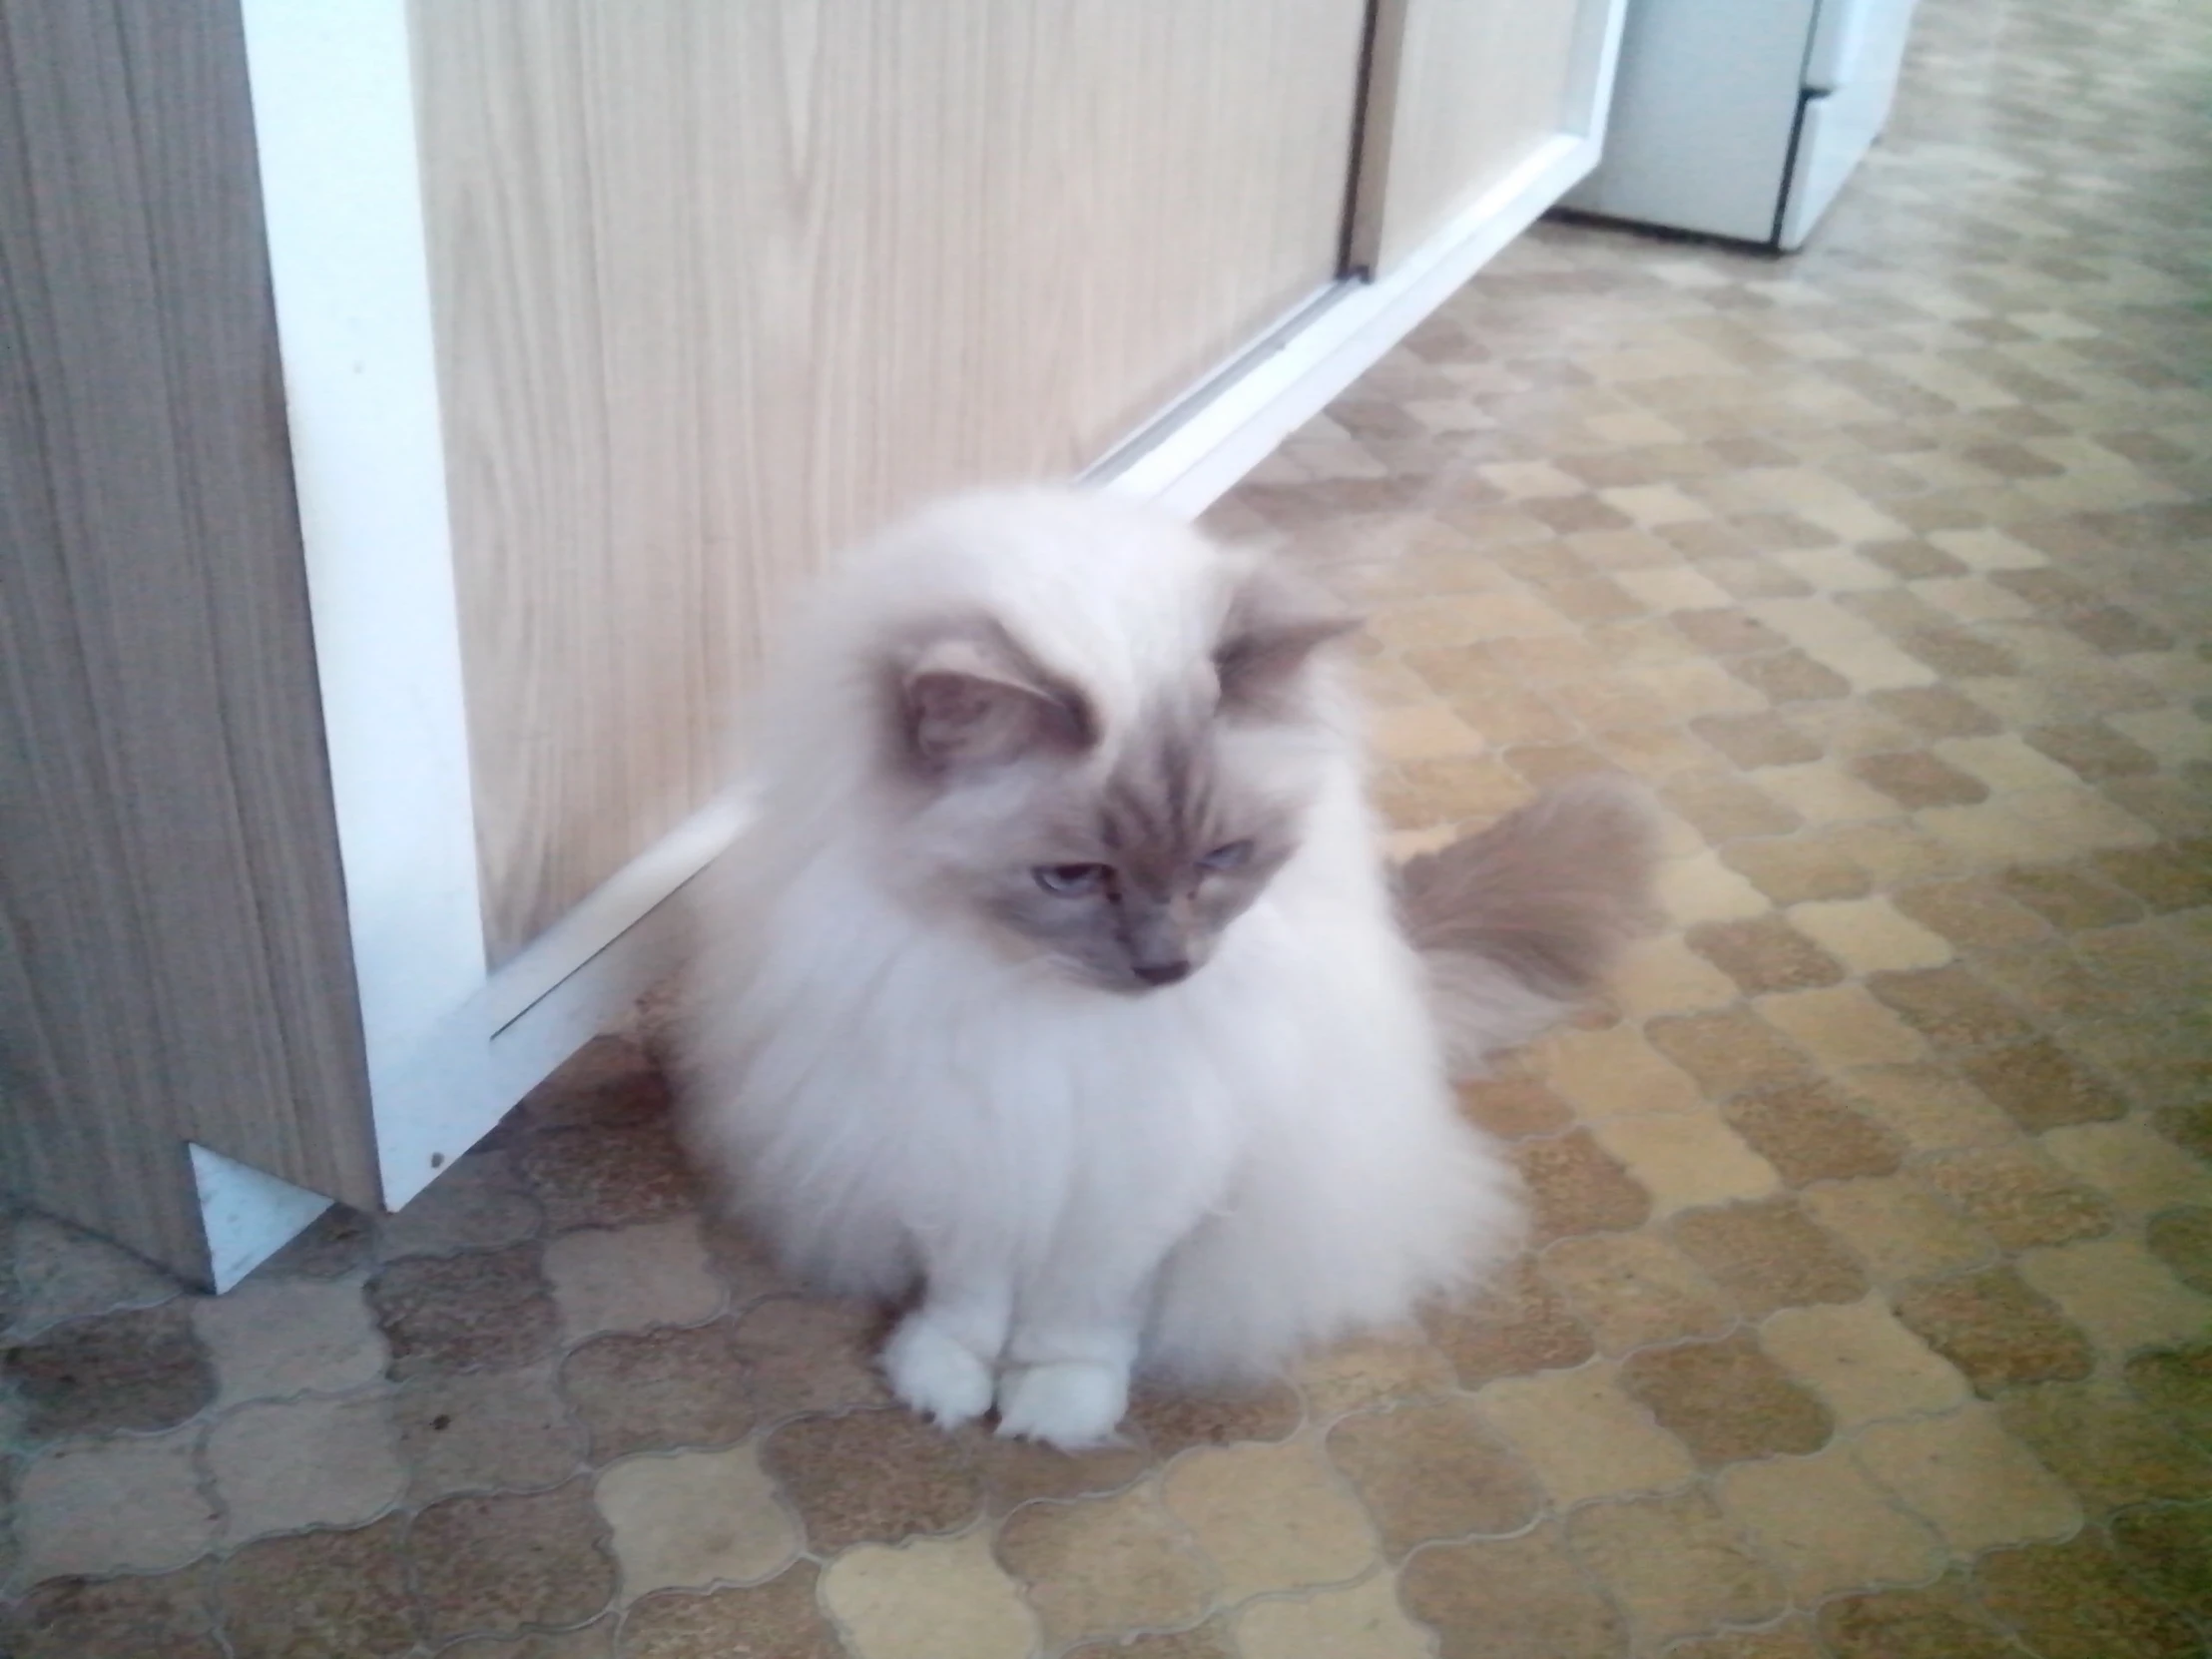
0, 0, 378, 1277
409, 0, 1370, 961
1353, 0, 1587, 272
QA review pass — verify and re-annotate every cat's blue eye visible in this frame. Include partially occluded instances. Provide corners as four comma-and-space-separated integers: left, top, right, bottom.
1198, 840, 1255, 872
1035, 862, 1109, 896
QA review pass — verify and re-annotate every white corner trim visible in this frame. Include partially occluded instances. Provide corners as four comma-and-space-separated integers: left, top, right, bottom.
191, 1143, 333, 1293
237, 0, 492, 1209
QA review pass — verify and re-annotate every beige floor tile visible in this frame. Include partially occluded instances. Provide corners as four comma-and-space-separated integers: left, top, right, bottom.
544, 1216, 723, 1341
1471, 1360, 1699, 1505
821, 1531, 1039, 1659
763, 1409, 980, 1553
1590, 1112, 1782, 1216
995, 1482, 1213, 1649
1773, 546, 1897, 593
1383, 824, 1459, 861
1931, 734, 2082, 794
1852, 1405, 2080, 1552
1722, 1082, 1905, 1186
13, 1428, 217, 1582
191, 1273, 386, 1407
1754, 985, 1930, 1068
1822, 820, 1963, 886
1744, 601, 1934, 692
1399, 1521, 1627, 1659
1787, 898, 1954, 974
1645, 999, 1814, 1106
1646, 658, 1777, 722
2038, 1120, 2212, 1217
1615, 564, 1735, 611
2004, 785, 2160, 854
1913, 576, 2036, 622
1236, 1570, 1434, 1659
1478, 460, 1588, 498
4, 1214, 178, 1340
1540, 1230, 1734, 1354
1756, 762, 1908, 826
1326, 1397, 1540, 1559
1369, 700, 1486, 762
1612, 932, 1744, 1019
1655, 849, 1775, 927
1160, 1436, 1380, 1603
1355, 654, 1443, 710
2015, 1236, 2212, 1355
379, 1149, 542, 1259
1840, 1064, 2021, 1152
1759, 1297, 1969, 1424
2105, 705, 2210, 769
1295, 1330, 1455, 1422
1715, 1444, 1944, 1598
393, 1362, 586, 1503
1926, 527, 2047, 572
1669, 1199, 1868, 1318
1799, 1174, 1997, 1284
1999, 1377, 2212, 1517
207, 1394, 405, 1544
1565, 1487, 1786, 1649
1529, 1024, 1707, 1118
1372, 590, 1575, 651
1917, 800, 2078, 866
595, 1444, 800, 1603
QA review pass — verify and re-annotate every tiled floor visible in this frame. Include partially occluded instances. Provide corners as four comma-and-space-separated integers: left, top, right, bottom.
7, 0, 2212, 1651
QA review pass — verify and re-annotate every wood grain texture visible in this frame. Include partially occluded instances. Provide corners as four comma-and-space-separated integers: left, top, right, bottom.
411, 0, 1369, 960
0, 0, 376, 1278
1354, 0, 1587, 271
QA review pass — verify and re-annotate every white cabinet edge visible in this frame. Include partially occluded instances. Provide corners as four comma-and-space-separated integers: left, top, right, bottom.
236, 0, 492, 1211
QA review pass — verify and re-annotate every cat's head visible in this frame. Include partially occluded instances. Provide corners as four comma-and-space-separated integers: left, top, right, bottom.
874, 565, 1357, 993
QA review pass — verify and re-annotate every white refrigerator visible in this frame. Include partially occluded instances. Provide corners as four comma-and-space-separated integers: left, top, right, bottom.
1563, 0, 1922, 252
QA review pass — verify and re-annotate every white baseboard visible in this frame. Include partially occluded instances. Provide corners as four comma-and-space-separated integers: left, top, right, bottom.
1092, 132, 1596, 517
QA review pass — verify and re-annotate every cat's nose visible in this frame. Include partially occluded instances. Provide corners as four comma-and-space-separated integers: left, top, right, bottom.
1134, 959, 1193, 987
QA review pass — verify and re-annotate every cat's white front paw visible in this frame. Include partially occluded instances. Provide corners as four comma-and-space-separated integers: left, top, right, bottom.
994, 1361, 1130, 1449
883, 1314, 995, 1428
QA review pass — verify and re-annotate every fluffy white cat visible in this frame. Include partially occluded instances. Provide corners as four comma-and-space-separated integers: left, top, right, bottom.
681, 487, 1654, 1448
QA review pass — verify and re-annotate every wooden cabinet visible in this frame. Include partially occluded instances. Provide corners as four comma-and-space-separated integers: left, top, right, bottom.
1, 0, 1626, 1285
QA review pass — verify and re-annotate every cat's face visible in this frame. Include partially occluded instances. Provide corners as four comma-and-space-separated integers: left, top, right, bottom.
880, 574, 1353, 994
962, 727, 1302, 990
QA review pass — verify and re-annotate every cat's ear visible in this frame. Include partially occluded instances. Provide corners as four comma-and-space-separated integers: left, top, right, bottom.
1214, 563, 1360, 720
898, 631, 1096, 774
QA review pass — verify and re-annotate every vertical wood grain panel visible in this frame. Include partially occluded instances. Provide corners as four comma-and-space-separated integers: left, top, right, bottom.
1355, 0, 1588, 272
410, 0, 1369, 960
0, 0, 376, 1277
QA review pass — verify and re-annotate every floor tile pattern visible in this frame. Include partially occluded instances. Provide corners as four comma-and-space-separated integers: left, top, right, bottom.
5, 0, 2210, 1650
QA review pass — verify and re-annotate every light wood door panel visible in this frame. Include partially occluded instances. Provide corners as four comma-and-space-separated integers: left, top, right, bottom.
1354, 0, 1588, 272
410, 0, 1368, 961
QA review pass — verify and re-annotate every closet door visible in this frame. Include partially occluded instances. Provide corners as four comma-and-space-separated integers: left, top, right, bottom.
407, 0, 1373, 966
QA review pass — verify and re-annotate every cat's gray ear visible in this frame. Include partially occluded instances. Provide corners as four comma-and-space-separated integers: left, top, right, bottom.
899, 631, 1096, 774
1214, 564, 1360, 719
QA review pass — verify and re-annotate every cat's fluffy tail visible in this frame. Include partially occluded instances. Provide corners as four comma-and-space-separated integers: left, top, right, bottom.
1395, 775, 1662, 1076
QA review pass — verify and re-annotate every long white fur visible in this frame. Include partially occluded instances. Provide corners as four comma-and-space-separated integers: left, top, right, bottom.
682, 489, 1522, 1445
